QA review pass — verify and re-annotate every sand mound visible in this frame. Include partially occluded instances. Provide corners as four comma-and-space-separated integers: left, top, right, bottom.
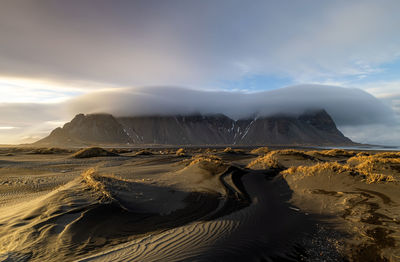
72, 147, 118, 158
187, 154, 225, 167
134, 149, 153, 156
78, 169, 316, 262
283, 161, 396, 184
81, 168, 114, 201
247, 153, 282, 169
282, 162, 353, 179
0, 168, 192, 261
223, 147, 245, 154
250, 146, 269, 155
281, 154, 400, 261
109, 148, 132, 154
29, 147, 72, 154
373, 151, 400, 158
182, 154, 228, 176
248, 149, 317, 169
307, 149, 357, 158
0, 170, 110, 261
347, 154, 399, 182
175, 148, 186, 156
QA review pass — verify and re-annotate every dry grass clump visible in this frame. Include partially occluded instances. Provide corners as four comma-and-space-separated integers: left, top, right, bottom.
247, 152, 283, 169
366, 174, 396, 183
223, 147, 235, 153
223, 147, 245, 154
347, 154, 399, 182
304, 150, 320, 157
176, 148, 186, 156
188, 154, 224, 166
81, 168, 112, 201
134, 149, 153, 156
272, 149, 314, 158
356, 152, 370, 157
204, 148, 217, 153
110, 148, 132, 154
30, 147, 71, 154
313, 149, 356, 157
186, 154, 227, 174
250, 146, 269, 155
282, 162, 352, 177
373, 152, 400, 159
283, 159, 396, 184
248, 149, 317, 170
347, 155, 400, 166
80, 168, 131, 201
72, 147, 118, 158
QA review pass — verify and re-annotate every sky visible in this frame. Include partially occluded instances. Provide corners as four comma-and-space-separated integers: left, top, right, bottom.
0, 0, 399, 145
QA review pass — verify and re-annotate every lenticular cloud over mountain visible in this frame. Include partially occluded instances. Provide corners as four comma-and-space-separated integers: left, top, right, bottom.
0, 84, 397, 145
68, 85, 395, 126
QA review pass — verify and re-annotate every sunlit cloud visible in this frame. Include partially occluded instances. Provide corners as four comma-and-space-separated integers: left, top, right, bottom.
0, 76, 130, 104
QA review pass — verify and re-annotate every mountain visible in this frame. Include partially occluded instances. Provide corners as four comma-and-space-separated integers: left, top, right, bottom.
34, 110, 354, 146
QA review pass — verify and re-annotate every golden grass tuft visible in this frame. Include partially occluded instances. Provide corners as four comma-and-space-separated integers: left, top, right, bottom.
356, 152, 370, 157
271, 149, 315, 158
80, 169, 132, 201
80, 168, 112, 201
247, 151, 283, 169
134, 149, 153, 156
367, 174, 396, 183
188, 154, 224, 166
282, 162, 352, 177
347, 154, 400, 166
248, 149, 317, 169
283, 159, 396, 184
204, 148, 217, 153
176, 148, 186, 156
310, 149, 356, 157
223, 147, 234, 153
373, 152, 400, 158
250, 147, 269, 155
223, 147, 245, 154
183, 154, 227, 175
347, 154, 399, 182
109, 148, 132, 154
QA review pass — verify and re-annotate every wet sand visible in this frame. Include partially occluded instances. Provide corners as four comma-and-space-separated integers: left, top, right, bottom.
0, 147, 399, 261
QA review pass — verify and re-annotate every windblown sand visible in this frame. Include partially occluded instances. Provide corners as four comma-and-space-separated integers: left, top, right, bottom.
0, 147, 399, 261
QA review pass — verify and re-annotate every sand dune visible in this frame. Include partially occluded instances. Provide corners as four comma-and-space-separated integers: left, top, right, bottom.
78, 168, 314, 262
0, 147, 399, 261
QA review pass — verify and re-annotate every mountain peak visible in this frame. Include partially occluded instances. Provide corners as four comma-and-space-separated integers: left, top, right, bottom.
35, 110, 354, 146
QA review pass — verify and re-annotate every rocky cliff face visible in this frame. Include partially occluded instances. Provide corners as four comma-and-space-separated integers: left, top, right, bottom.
35, 110, 354, 146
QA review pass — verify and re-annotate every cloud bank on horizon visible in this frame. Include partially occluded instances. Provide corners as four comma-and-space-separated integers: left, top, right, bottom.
0, 0, 399, 145
68, 85, 394, 126
1, 85, 399, 145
